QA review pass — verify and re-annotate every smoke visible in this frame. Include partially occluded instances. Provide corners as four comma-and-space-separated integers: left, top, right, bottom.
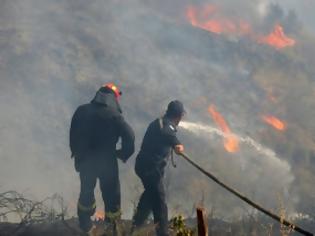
266, 0, 315, 33
0, 0, 315, 220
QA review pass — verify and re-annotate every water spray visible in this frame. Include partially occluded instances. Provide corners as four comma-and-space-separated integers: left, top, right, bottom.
180, 121, 284, 161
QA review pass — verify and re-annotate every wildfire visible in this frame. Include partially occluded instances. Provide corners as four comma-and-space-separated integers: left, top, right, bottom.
185, 4, 295, 49
186, 5, 251, 35
258, 24, 296, 49
262, 115, 286, 131
208, 105, 239, 153
94, 210, 105, 221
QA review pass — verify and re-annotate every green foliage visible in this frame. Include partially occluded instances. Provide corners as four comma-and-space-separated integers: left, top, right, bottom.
170, 215, 195, 236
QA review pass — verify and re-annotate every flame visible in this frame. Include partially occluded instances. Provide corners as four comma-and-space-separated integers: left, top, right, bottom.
185, 4, 295, 49
94, 210, 105, 221
262, 115, 286, 131
258, 24, 296, 49
224, 134, 240, 153
208, 105, 231, 133
208, 105, 239, 153
186, 5, 251, 35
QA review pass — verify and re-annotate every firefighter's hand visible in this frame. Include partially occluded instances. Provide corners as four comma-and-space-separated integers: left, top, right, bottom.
116, 149, 127, 163
174, 144, 184, 155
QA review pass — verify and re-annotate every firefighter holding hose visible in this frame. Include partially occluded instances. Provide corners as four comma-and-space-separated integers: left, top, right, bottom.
132, 100, 185, 236
69, 83, 135, 234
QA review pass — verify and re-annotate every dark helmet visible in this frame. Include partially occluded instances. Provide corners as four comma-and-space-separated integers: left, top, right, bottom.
166, 100, 186, 118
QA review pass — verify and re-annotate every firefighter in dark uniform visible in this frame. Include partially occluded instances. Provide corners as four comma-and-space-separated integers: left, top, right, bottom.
69, 83, 135, 234
132, 100, 185, 236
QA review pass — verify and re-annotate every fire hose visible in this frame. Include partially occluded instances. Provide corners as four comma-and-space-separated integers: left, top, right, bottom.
179, 152, 313, 236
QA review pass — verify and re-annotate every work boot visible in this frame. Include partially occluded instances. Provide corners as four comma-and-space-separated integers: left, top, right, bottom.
129, 224, 141, 236
86, 224, 97, 236
156, 224, 169, 236
129, 224, 136, 235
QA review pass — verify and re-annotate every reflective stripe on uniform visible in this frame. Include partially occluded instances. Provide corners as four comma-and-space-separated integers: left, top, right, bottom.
78, 201, 96, 212
158, 118, 163, 129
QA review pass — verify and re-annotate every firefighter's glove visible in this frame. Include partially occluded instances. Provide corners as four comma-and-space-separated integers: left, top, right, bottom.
174, 144, 184, 155
116, 149, 127, 163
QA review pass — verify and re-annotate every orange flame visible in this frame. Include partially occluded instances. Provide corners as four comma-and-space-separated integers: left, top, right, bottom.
224, 134, 239, 153
258, 24, 296, 49
94, 211, 105, 221
185, 4, 295, 49
208, 105, 231, 133
208, 105, 239, 153
262, 115, 286, 131
186, 5, 251, 35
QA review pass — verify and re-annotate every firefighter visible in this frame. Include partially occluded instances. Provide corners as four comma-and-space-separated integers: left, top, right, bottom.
132, 100, 185, 236
69, 83, 135, 234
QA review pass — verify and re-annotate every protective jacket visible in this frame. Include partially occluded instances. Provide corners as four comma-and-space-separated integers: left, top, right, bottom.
70, 90, 135, 167
135, 116, 181, 176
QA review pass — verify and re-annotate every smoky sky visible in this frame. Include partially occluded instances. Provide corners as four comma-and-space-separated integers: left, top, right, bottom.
0, 0, 315, 220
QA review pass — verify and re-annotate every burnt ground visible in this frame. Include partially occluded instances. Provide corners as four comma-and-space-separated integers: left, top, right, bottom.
0, 217, 314, 236
0, 219, 154, 236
